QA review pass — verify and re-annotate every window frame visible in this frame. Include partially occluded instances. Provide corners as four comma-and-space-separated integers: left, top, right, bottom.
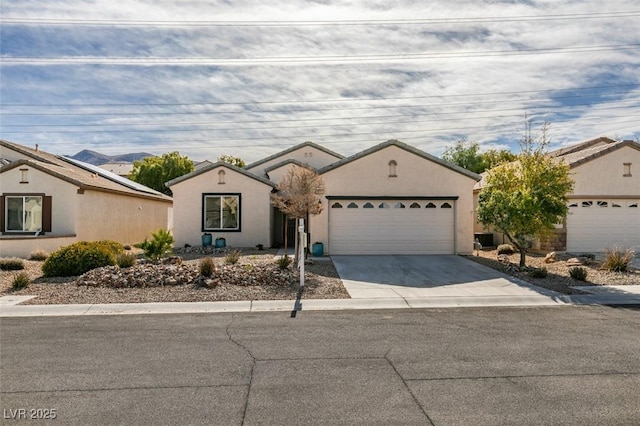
2, 194, 48, 234
201, 193, 241, 232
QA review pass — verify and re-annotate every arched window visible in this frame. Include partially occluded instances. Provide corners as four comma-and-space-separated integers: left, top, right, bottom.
409, 202, 420, 208
347, 202, 358, 208
379, 202, 389, 208
388, 160, 397, 177
441, 202, 452, 208
363, 202, 374, 208
218, 169, 225, 184
394, 202, 405, 209
425, 202, 436, 208
331, 202, 343, 208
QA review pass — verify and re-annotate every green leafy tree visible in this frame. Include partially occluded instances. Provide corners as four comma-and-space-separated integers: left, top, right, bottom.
442, 139, 486, 173
218, 155, 246, 168
477, 121, 574, 267
481, 149, 517, 169
128, 152, 194, 195
442, 139, 515, 174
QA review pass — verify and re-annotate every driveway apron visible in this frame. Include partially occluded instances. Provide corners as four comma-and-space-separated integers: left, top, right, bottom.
331, 255, 562, 301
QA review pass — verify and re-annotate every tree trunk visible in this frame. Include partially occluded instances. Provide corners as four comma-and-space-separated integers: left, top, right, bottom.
283, 214, 288, 257
519, 249, 526, 267
505, 232, 527, 267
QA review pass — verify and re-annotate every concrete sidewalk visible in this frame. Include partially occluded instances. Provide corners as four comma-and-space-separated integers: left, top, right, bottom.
2, 290, 639, 317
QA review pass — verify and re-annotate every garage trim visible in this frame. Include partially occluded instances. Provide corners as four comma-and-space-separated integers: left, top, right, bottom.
327, 196, 458, 255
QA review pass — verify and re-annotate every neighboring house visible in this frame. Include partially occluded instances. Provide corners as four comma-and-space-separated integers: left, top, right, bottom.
0, 140, 173, 258
97, 161, 134, 177
474, 137, 640, 253
168, 140, 481, 255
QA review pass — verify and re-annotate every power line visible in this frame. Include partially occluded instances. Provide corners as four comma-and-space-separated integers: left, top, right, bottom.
2, 102, 636, 129
2, 83, 637, 109
2, 114, 637, 136
2, 11, 639, 27
3, 44, 638, 65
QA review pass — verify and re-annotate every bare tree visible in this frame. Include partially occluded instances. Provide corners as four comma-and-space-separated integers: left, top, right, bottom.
271, 167, 325, 263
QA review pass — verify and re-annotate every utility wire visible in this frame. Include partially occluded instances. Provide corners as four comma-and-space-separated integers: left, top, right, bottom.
3, 44, 638, 65
2, 11, 639, 27
2, 103, 636, 129
2, 83, 637, 109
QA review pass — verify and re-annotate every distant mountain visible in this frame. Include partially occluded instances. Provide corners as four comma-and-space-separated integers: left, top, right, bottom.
68, 149, 154, 165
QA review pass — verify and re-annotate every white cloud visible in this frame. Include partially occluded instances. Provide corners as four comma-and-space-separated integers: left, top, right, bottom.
1, 0, 638, 161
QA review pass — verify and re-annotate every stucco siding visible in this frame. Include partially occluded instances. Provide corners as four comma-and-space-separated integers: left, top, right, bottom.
75, 190, 171, 244
311, 145, 477, 254
570, 146, 640, 196
171, 166, 272, 248
1, 166, 78, 236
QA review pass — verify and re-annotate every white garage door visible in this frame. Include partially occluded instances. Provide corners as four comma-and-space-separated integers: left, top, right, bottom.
328, 199, 455, 255
566, 199, 640, 252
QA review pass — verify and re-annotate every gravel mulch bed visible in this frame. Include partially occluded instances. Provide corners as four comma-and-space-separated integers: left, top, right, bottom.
465, 248, 640, 295
0, 249, 349, 305
3, 247, 638, 304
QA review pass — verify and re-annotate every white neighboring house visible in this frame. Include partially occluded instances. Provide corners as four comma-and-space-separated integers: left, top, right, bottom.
0, 140, 173, 258
473, 137, 640, 253
168, 140, 481, 255
551, 137, 640, 252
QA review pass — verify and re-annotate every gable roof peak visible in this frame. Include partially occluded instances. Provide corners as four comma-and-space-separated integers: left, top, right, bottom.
245, 141, 344, 170
318, 139, 481, 181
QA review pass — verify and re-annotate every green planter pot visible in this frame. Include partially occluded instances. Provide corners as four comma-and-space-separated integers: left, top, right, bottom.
311, 242, 324, 257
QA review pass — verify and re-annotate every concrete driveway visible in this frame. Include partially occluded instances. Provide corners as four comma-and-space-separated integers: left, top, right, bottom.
331, 255, 562, 304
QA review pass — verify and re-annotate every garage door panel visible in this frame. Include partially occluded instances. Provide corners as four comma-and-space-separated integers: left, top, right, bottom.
329, 200, 454, 255
566, 199, 640, 252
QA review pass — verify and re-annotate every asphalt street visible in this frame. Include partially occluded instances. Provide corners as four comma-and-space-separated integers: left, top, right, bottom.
2, 306, 640, 425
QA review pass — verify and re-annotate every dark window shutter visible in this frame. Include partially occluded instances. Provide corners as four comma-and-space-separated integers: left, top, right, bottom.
0, 196, 5, 232
42, 196, 52, 232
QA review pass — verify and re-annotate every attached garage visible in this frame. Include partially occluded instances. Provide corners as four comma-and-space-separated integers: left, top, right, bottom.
328, 197, 456, 255
566, 199, 640, 252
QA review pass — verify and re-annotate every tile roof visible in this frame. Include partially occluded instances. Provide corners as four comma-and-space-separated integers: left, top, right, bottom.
245, 141, 344, 170
166, 161, 276, 188
0, 140, 171, 202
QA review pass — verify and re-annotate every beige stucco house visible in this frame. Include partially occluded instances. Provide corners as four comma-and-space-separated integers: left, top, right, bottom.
474, 137, 640, 253
0, 140, 173, 258
169, 140, 481, 255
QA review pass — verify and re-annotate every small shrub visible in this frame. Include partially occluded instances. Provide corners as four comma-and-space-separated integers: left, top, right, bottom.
29, 249, 49, 261
602, 247, 634, 272
42, 241, 122, 277
199, 257, 217, 277
117, 253, 137, 268
12, 272, 30, 290
497, 244, 515, 255
529, 267, 548, 278
276, 255, 292, 270
224, 249, 241, 265
0, 258, 25, 271
569, 266, 588, 281
139, 229, 174, 262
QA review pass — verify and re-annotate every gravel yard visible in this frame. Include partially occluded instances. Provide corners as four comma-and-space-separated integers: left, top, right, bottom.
2, 247, 638, 304
466, 248, 640, 294
0, 249, 348, 305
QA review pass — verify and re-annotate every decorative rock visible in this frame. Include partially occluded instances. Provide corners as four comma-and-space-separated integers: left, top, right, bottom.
544, 251, 557, 263
566, 257, 583, 267
497, 254, 510, 263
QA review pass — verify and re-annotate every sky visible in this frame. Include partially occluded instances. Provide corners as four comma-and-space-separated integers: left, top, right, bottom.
1, 0, 639, 163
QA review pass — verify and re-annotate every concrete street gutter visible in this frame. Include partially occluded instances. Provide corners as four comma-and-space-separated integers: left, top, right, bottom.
2, 291, 640, 317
